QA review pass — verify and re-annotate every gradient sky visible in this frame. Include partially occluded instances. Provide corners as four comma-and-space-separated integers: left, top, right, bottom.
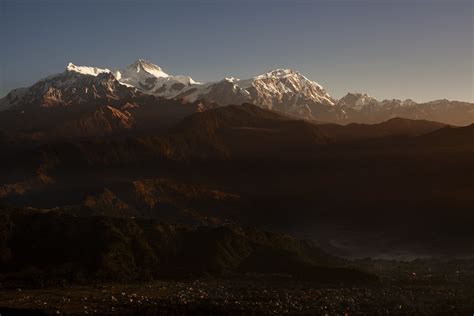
1, 0, 473, 102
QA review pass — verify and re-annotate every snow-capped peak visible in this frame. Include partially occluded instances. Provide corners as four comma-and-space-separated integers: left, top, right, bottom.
128, 59, 169, 78
114, 59, 199, 99
171, 67, 335, 117
66, 63, 111, 76
338, 92, 378, 108
256, 68, 300, 79
253, 68, 326, 92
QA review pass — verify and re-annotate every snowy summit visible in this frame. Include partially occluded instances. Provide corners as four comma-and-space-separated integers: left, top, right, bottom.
66, 63, 111, 76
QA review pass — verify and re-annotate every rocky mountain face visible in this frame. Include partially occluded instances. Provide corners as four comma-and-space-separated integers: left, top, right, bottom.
0, 65, 140, 110
114, 59, 199, 99
112, 61, 337, 120
174, 69, 336, 121
335, 93, 474, 125
1, 59, 473, 126
0, 63, 218, 140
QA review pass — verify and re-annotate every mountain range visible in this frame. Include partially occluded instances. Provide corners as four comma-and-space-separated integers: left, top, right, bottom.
1, 59, 474, 259
1, 59, 473, 126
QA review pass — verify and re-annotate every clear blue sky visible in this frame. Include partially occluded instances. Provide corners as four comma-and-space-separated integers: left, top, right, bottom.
1, 0, 473, 102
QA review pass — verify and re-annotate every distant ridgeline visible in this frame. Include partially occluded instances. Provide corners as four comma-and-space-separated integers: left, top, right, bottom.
1, 59, 473, 125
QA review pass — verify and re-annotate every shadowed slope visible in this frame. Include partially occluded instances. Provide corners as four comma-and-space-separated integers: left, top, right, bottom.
318, 117, 446, 142
0, 209, 374, 284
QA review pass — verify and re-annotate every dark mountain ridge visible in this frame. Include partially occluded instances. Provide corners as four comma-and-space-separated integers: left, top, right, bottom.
1, 104, 474, 258
0, 209, 374, 285
318, 117, 447, 142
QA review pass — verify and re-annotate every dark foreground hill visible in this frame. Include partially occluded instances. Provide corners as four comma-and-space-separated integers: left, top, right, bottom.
0, 209, 374, 286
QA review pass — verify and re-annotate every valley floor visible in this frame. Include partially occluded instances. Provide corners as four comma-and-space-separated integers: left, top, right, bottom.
1, 276, 473, 315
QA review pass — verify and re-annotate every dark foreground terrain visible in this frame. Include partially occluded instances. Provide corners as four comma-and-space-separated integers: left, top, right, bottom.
1, 269, 474, 315
0, 211, 474, 315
